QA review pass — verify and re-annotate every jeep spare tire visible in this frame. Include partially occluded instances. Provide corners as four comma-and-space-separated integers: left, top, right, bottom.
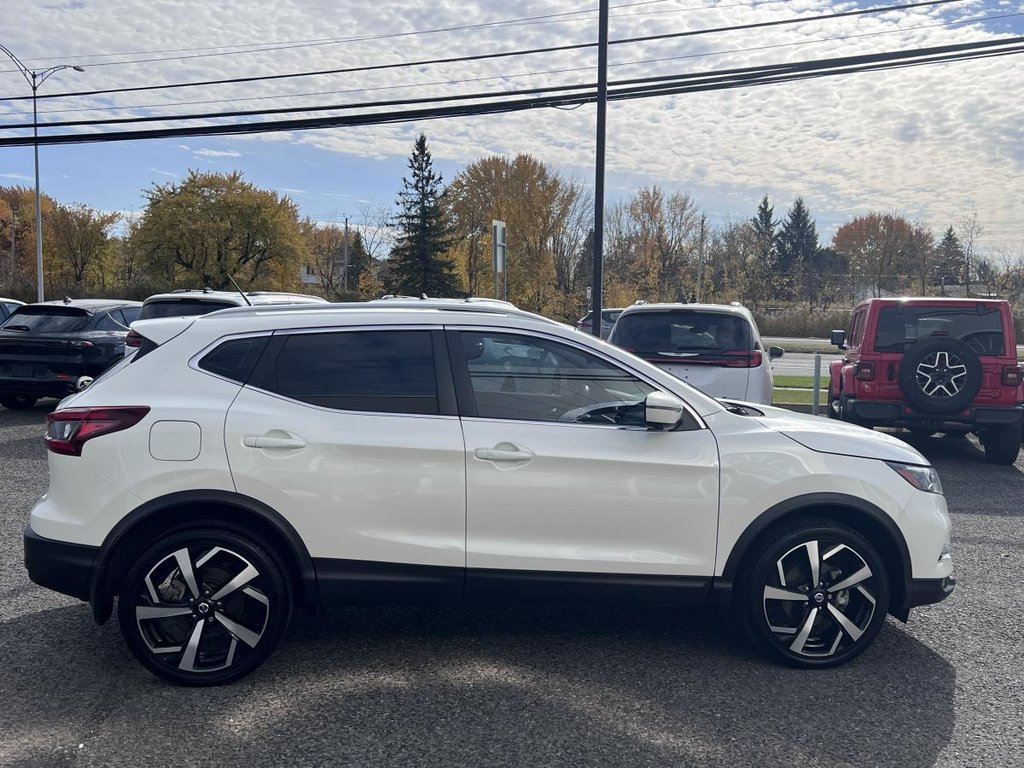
898, 337, 982, 414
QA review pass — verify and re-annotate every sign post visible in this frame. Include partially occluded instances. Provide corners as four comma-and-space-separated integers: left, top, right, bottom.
492, 220, 506, 301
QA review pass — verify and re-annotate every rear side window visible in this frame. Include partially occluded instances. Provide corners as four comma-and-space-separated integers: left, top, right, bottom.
0, 306, 89, 332
139, 299, 237, 320
612, 311, 752, 359
95, 312, 128, 331
253, 330, 438, 415
199, 336, 270, 384
874, 305, 1005, 354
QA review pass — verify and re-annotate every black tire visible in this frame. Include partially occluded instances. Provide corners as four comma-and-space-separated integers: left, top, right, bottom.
0, 394, 38, 410
908, 428, 936, 438
737, 519, 890, 669
898, 338, 982, 415
981, 425, 1021, 466
117, 527, 292, 686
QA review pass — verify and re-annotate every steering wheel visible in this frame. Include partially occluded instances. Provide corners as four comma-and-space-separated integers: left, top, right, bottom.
557, 401, 632, 424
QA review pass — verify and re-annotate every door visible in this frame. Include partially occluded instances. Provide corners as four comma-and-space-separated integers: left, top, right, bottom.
452, 329, 720, 602
223, 328, 466, 603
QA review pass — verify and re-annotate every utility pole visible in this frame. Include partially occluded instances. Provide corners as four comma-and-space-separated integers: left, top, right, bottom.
591, 0, 609, 336
8, 213, 15, 290
696, 215, 706, 302
342, 216, 350, 292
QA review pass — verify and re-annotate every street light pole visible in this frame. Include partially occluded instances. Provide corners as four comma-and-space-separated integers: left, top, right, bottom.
0, 43, 83, 302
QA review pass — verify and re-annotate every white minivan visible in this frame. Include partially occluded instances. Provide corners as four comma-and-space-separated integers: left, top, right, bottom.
609, 302, 783, 405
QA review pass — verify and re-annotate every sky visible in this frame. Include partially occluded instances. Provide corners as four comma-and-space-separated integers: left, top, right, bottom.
1, 0, 1023, 253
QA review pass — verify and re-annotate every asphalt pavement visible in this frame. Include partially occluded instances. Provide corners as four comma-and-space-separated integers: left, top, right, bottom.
1, 403, 1022, 767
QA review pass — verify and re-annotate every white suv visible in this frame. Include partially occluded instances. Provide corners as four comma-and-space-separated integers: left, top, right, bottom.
25, 300, 953, 685
609, 302, 783, 404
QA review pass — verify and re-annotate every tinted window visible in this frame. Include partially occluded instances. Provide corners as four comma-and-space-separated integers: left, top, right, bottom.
461, 332, 653, 424
199, 336, 270, 384
0, 306, 89, 333
95, 312, 127, 331
874, 305, 1004, 354
257, 331, 438, 415
120, 306, 141, 324
612, 311, 752, 360
139, 298, 237, 320
1, 302, 19, 319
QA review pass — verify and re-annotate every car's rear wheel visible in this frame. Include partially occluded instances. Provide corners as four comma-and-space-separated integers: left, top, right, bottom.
980, 425, 1021, 466
117, 527, 291, 686
0, 394, 37, 410
738, 519, 890, 668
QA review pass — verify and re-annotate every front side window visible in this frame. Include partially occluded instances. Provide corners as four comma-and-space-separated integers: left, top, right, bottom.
254, 330, 438, 415
461, 331, 653, 425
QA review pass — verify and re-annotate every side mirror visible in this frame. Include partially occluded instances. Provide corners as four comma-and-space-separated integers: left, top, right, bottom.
645, 391, 684, 430
768, 346, 785, 360
830, 330, 847, 350
76, 376, 94, 391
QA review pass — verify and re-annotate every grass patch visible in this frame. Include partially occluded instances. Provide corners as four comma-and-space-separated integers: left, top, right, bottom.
773, 375, 826, 389
773, 388, 819, 405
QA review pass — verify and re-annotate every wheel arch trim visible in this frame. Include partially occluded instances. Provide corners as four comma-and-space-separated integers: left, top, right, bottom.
89, 489, 318, 623
717, 492, 913, 611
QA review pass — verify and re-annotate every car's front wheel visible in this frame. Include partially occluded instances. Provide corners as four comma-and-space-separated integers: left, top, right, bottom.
738, 519, 890, 668
117, 527, 292, 686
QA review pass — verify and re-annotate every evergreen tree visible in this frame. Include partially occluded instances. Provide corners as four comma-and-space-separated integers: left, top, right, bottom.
776, 198, 820, 305
750, 195, 779, 304
931, 226, 967, 292
389, 134, 461, 297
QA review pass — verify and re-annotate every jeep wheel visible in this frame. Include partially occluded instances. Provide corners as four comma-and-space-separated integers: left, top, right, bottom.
0, 394, 37, 410
118, 528, 292, 686
738, 519, 889, 668
898, 338, 982, 414
981, 425, 1021, 466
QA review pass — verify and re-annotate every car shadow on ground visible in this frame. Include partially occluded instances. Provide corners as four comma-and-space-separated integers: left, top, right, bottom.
1, 601, 954, 768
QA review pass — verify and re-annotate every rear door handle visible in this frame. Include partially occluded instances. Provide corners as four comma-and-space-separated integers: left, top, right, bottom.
243, 434, 306, 450
475, 447, 534, 462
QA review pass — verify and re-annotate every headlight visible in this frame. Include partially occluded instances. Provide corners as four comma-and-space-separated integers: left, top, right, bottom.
886, 462, 943, 494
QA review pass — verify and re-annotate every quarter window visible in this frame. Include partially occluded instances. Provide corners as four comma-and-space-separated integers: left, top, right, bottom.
255, 330, 439, 415
460, 332, 653, 424
199, 336, 270, 384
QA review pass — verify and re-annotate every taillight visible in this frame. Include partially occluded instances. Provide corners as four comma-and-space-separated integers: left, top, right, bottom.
125, 330, 143, 348
723, 350, 763, 368
45, 406, 150, 456
1001, 365, 1023, 387
855, 361, 876, 381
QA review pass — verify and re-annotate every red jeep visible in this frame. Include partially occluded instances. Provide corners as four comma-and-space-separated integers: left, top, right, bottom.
828, 297, 1023, 465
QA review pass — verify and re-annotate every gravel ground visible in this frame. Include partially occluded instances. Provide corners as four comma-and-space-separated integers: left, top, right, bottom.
1, 403, 1021, 768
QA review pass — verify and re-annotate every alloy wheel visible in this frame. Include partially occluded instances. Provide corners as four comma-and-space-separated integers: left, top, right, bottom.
761, 538, 879, 659
914, 351, 967, 398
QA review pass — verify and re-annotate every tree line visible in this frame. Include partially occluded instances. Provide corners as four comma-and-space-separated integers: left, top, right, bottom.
2, 134, 1020, 322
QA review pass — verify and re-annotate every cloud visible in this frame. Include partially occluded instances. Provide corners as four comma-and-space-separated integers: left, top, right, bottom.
193, 149, 242, 158
149, 168, 178, 178
0, 173, 32, 181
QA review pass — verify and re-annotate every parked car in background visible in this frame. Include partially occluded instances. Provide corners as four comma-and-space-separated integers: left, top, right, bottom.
125, 289, 327, 353
1, 297, 25, 321
0, 298, 141, 409
609, 302, 783, 405
26, 300, 952, 685
576, 307, 624, 339
828, 297, 1023, 465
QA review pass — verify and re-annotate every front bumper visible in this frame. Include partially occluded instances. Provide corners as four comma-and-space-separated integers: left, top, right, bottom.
904, 576, 956, 609
843, 398, 1023, 430
24, 525, 98, 602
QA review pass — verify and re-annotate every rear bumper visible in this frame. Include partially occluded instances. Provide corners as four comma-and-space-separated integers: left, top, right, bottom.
844, 398, 1023, 429
0, 377, 79, 398
23, 525, 98, 602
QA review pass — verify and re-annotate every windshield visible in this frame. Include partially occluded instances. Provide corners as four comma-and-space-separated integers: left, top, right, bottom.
0, 306, 90, 333
138, 299, 237, 320
874, 305, 1005, 354
612, 311, 752, 359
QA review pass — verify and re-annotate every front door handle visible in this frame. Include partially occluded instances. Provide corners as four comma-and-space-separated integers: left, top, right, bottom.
475, 446, 534, 462
243, 433, 306, 450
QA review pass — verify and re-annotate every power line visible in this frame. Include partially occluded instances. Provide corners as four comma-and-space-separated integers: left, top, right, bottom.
12, 9, 1020, 121
0, 0, 970, 103
1, 35, 1018, 148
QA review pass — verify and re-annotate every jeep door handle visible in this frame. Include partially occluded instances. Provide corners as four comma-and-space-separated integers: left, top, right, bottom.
243, 434, 306, 450
474, 446, 534, 462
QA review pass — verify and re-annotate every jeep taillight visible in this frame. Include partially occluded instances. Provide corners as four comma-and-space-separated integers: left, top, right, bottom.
45, 406, 150, 456
1001, 365, 1023, 387
125, 330, 143, 348
855, 361, 876, 381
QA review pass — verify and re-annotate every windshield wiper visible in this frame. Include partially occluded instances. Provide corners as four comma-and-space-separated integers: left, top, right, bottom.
1, 325, 30, 331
